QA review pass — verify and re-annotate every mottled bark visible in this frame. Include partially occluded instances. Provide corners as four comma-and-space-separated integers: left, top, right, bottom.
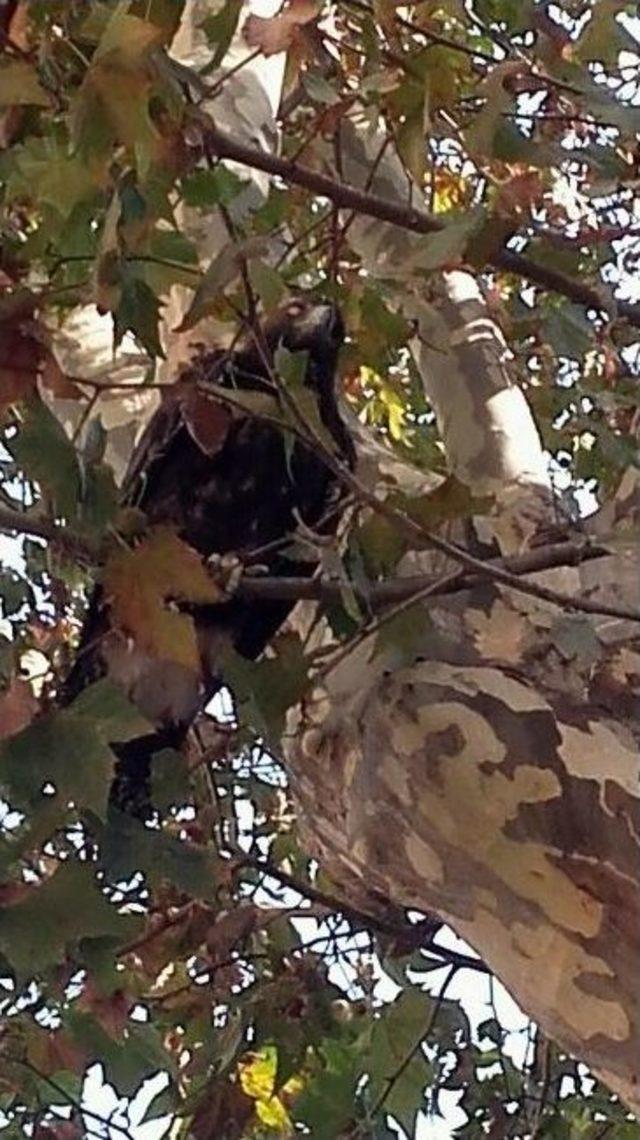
287, 496, 640, 1112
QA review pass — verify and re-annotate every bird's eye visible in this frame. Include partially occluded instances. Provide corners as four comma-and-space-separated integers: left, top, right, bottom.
287, 301, 304, 317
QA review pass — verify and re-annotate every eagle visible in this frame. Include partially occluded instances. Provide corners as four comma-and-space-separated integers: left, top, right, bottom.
64, 298, 354, 815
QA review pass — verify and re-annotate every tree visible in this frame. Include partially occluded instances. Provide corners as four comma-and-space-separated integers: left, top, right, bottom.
0, 1, 638, 1137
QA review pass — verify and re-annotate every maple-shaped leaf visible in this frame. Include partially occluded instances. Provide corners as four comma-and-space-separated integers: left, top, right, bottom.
0, 862, 142, 980
103, 528, 223, 672
243, 0, 319, 56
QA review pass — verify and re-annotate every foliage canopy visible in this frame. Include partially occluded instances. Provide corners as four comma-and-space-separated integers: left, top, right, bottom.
0, 1, 639, 1137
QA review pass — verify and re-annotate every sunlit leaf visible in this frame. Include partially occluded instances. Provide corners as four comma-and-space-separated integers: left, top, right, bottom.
103, 528, 223, 672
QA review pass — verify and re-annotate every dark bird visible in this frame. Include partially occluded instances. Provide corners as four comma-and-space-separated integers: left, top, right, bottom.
64, 298, 354, 816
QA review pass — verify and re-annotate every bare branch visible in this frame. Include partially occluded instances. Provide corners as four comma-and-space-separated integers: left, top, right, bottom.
204, 123, 640, 326
0, 506, 96, 561
235, 540, 610, 607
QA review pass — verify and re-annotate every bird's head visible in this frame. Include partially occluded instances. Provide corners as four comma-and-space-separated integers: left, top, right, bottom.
265, 297, 345, 360
260, 296, 345, 397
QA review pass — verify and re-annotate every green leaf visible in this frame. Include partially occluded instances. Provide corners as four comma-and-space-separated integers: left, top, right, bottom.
303, 71, 341, 105
0, 570, 32, 618
354, 513, 405, 578
367, 990, 435, 1134
397, 102, 429, 185
551, 616, 600, 666
411, 210, 485, 273
11, 399, 81, 520
66, 1010, 174, 1096
5, 133, 105, 218
115, 272, 164, 357
223, 633, 309, 745
0, 680, 151, 821
0, 863, 142, 980
547, 303, 596, 360
576, 0, 638, 66
248, 260, 286, 312
275, 345, 342, 455
202, 0, 244, 70
374, 606, 434, 670
79, 460, 119, 537
98, 809, 220, 899
294, 1032, 370, 1139
181, 166, 245, 208
178, 237, 268, 331
150, 746, 191, 812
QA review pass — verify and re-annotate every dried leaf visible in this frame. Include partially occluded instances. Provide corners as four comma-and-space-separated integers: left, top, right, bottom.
0, 676, 38, 741
0, 325, 40, 411
181, 385, 232, 457
103, 528, 223, 671
243, 0, 319, 56
79, 980, 132, 1041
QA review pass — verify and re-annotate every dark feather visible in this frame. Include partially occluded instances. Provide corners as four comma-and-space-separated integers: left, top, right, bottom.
64, 299, 353, 816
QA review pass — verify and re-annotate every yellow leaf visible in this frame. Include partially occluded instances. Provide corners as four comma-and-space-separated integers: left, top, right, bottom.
103, 528, 222, 672
256, 1095, 291, 1132
379, 382, 406, 441
238, 1047, 296, 1132
238, 1048, 277, 1102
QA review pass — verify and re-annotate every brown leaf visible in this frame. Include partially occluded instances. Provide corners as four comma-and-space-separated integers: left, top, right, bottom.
79, 980, 132, 1041
0, 326, 40, 412
34, 1125, 83, 1140
0, 676, 38, 741
205, 905, 258, 963
39, 350, 83, 400
4, 0, 30, 50
103, 528, 223, 672
44, 1031, 88, 1078
496, 169, 544, 217
181, 385, 233, 457
0, 881, 30, 906
243, 0, 319, 56
191, 1080, 254, 1140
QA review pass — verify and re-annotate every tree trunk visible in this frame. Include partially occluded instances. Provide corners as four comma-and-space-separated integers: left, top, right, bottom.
286, 515, 640, 1112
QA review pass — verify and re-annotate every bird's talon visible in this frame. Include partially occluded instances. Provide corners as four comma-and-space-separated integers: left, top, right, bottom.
207, 553, 243, 598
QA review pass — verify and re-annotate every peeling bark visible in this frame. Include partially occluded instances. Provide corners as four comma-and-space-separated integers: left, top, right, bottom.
287, 522, 640, 1113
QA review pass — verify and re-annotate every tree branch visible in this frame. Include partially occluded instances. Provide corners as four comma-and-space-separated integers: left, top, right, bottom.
236, 852, 491, 974
234, 540, 611, 607
204, 123, 640, 326
251, 542, 638, 624
0, 506, 96, 561
3, 498, 635, 624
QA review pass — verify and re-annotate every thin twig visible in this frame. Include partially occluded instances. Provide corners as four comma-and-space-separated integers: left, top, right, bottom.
203, 122, 640, 325
0, 506, 96, 560
236, 852, 489, 973
367, 964, 458, 1123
